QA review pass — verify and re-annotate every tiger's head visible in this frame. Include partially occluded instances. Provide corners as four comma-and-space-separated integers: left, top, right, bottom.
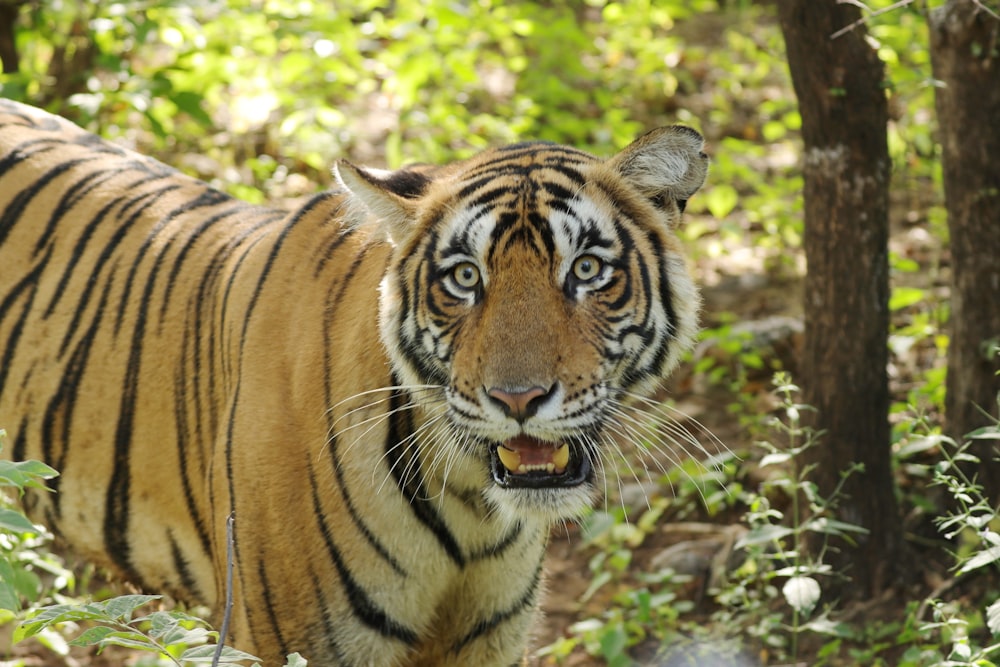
336, 127, 708, 523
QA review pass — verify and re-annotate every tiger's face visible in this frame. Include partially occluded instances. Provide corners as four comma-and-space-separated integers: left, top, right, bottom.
337, 127, 707, 523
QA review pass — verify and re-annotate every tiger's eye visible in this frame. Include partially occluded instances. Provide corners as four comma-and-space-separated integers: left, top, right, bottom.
572, 255, 602, 282
452, 262, 481, 289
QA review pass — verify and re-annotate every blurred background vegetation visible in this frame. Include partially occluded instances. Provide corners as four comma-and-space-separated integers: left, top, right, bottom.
0, 0, 945, 312
2, 1, 983, 665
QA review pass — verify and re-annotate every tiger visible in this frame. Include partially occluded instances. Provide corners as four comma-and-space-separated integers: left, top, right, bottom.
0, 98, 708, 666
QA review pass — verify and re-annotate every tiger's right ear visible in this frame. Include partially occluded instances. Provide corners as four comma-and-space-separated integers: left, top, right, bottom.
334, 161, 433, 241
606, 125, 709, 212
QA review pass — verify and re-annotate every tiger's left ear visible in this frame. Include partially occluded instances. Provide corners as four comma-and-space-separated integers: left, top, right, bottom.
607, 125, 709, 213
333, 161, 433, 241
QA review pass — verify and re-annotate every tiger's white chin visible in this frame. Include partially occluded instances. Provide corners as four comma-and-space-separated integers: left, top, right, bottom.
483, 483, 601, 527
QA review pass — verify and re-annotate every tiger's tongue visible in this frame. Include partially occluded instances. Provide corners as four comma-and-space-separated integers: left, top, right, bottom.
496, 436, 570, 474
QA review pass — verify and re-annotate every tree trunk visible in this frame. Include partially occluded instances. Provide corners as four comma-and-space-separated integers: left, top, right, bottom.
929, 1, 1000, 493
776, 0, 907, 596
0, 3, 21, 74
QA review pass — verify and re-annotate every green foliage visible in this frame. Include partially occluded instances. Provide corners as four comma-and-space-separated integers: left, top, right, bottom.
0, 430, 66, 617
2, 0, 720, 195
712, 374, 868, 662
16, 595, 271, 666
537, 499, 699, 665
899, 411, 1000, 666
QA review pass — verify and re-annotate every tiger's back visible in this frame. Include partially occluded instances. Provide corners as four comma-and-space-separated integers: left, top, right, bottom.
0, 99, 708, 666
0, 100, 285, 601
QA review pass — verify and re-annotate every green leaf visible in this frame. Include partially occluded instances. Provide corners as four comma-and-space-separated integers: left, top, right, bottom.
146, 611, 180, 638
0, 560, 22, 611
598, 622, 628, 662
704, 184, 739, 219
968, 426, 1000, 441
0, 457, 58, 490
804, 517, 870, 537
69, 625, 119, 647
889, 286, 925, 311
580, 511, 619, 544
103, 594, 160, 622
0, 507, 38, 533
736, 523, 794, 548
958, 545, 1000, 576
78, 631, 158, 652
284, 653, 308, 667
579, 570, 613, 603
759, 451, 792, 468
172, 91, 214, 128
180, 644, 263, 663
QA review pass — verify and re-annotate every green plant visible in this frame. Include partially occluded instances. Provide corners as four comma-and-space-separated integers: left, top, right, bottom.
914, 411, 1000, 666
712, 373, 868, 661
535, 498, 700, 665
16, 594, 287, 667
0, 429, 63, 616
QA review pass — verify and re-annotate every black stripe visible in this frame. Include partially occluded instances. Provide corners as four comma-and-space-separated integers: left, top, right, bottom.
42, 275, 114, 518
321, 246, 408, 577
257, 558, 291, 660
173, 325, 213, 561
466, 522, 523, 562
112, 183, 184, 334
0, 256, 46, 394
10, 416, 28, 463
168, 530, 200, 598
308, 569, 350, 665
450, 557, 544, 654
49, 180, 171, 354
385, 389, 466, 567
219, 193, 339, 653
156, 194, 248, 325
311, 199, 357, 278
308, 464, 419, 644
0, 144, 81, 243
34, 162, 131, 257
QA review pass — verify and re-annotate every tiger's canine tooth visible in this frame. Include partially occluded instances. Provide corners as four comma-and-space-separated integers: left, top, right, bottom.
497, 445, 521, 472
553, 443, 570, 471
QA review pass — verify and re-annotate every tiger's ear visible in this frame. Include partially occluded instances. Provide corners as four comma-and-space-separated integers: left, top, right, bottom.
333, 161, 433, 241
607, 125, 708, 212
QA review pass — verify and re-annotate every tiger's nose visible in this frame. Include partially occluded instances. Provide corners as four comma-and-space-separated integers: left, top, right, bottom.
486, 385, 556, 422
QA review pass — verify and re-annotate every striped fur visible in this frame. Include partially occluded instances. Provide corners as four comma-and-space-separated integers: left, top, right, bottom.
0, 99, 707, 666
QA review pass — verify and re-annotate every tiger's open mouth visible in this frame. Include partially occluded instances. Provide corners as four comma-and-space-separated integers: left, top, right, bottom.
489, 435, 591, 488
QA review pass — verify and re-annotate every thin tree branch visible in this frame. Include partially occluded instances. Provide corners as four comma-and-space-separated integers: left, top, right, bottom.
831, 0, 916, 39
971, 0, 1000, 22
212, 513, 236, 667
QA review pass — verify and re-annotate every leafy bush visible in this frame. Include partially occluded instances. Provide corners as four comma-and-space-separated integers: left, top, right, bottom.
0, 429, 64, 615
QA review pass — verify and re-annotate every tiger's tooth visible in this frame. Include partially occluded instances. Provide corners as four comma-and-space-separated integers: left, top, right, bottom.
497, 446, 521, 472
553, 443, 570, 471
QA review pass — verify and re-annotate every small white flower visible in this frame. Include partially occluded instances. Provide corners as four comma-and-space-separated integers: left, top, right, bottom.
782, 575, 821, 615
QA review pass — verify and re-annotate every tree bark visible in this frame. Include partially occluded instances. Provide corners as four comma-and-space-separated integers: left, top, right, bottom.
928, 1, 1000, 493
0, 2, 22, 74
776, 0, 906, 596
